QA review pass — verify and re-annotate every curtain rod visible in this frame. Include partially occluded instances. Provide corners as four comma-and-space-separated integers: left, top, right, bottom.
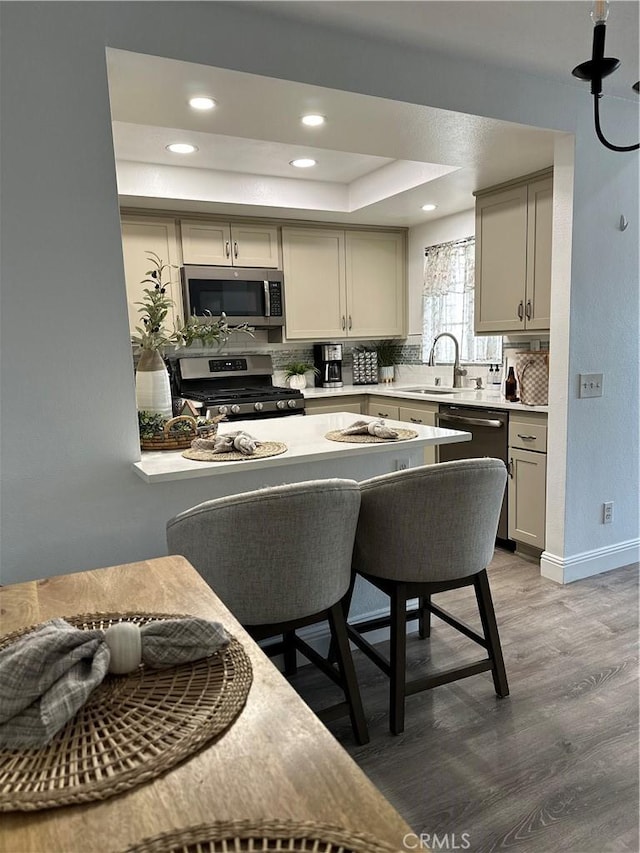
424, 235, 474, 255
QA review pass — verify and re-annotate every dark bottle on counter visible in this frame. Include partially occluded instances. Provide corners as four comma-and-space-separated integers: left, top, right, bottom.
505, 366, 519, 401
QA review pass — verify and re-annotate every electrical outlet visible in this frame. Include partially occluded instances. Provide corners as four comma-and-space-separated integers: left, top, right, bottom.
396, 457, 411, 471
603, 501, 614, 524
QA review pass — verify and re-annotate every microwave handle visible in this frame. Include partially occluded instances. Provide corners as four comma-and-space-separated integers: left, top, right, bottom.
263, 281, 271, 317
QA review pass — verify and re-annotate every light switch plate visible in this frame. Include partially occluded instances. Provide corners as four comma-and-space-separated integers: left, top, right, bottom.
579, 373, 604, 398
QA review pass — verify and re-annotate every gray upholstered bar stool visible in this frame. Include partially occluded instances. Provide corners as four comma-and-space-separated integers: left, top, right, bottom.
166, 478, 369, 745
347, 458, 509, 735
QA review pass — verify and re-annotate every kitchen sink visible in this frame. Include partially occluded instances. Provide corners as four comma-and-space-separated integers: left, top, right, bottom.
399, 386, 467, 395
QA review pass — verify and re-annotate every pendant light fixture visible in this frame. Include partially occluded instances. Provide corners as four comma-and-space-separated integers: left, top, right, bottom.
571, 0, 639, 152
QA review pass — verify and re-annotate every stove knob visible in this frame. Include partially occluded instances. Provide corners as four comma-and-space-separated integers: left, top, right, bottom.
218, 406, 228, 415
287, 399, 298, 409
254, 401, 264, 411
276, 400, 287, 410
231, 405, 241, 415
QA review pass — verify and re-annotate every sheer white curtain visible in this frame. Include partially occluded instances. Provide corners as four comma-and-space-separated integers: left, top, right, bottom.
422, 237, 502, 364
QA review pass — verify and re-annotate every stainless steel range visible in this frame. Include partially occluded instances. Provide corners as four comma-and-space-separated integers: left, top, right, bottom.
168, 354, 305, 420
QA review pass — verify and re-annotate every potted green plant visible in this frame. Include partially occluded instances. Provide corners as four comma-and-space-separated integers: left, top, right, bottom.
373, 340, 398, 383
283, 360, 319, 390
132, 252, 253, 415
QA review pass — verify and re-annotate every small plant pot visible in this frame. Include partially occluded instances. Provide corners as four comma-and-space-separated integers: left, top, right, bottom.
288, 374, 307, 390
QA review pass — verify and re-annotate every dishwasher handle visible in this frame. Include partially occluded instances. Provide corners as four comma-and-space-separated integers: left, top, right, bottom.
440, 413, 504, 429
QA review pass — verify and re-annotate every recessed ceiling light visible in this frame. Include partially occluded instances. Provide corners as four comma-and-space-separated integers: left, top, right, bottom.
301, 114, 326, 127
421, 203, 438, 212
290, 158, 317, 168
189, 97, 216, 111
166, 143, 198, 154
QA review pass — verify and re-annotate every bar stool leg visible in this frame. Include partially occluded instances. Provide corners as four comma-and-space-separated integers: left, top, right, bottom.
418, 594, 431, 639
474, 569, 509, 698
283, 630, 298, 676
328, 602, 369, 745
390, 584, 408, 735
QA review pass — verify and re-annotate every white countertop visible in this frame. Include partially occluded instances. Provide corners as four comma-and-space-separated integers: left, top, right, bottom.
303, 383, 548, 414
133, 411, 471, 483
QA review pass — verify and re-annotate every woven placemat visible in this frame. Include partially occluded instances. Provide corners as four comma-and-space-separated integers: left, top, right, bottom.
325, 428, 418, 444
0, 612, 253, 812
182, 441, 287, 462
121, 819, 402, 853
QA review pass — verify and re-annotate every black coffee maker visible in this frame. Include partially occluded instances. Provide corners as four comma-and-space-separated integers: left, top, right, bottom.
313, 343, 343, 388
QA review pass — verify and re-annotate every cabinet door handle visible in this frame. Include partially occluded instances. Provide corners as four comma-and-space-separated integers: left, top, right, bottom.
507, 458, 514, 478
517, 301, 524, 320
517, 433, 537, 441
525, 300, 532, 320
233, 241, 239, 259
410, 417, 423, 424
225, 241, 230, 258
341, 315, 346, 330
348, 314, 353, 330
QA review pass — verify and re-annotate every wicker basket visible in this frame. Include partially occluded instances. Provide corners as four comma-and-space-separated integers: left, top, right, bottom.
140, 415, 222, 452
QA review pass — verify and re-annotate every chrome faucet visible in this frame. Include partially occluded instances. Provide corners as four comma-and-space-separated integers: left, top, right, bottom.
427, 333, 468, 388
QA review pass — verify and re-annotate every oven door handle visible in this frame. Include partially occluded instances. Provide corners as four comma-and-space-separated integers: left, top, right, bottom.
439, 414, 504, 429
263, 281, 271, 317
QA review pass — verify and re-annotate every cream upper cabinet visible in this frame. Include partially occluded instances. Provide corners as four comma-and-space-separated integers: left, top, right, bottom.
283, 227, 406, 340
120, 216, 182, 338
345, 231, 405, 338
180, 220, 280, 268
475, 171, 552, 334
282, 228, 346, 339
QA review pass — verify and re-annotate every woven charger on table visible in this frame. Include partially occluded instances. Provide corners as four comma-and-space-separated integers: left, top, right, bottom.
182, 441, 287, 462
0, 612, 253, 813
325, 428, 418, 444
122, 819, 401, 853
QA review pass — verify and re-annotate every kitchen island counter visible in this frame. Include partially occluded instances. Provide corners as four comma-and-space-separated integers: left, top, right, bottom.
133, 411, 470, 484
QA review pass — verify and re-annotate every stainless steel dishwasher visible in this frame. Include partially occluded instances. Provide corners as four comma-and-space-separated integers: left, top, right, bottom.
437, 404, 510, 542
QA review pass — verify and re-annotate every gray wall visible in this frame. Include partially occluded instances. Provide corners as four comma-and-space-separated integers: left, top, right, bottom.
1, 2, 638, 584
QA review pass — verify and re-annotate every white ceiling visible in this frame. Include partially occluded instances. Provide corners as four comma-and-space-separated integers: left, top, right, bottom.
108, 1, 638, 227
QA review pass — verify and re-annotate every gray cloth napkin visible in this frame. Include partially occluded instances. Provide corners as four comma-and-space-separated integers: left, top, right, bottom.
341, 418, 399, 439
0, 616, 229, 749
189, 431, 261, 455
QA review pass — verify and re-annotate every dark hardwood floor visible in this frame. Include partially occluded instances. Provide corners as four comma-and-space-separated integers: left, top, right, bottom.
289, 549, 639, 853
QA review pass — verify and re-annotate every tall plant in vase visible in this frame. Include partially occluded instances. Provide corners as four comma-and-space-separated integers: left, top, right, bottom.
132, 252, 175, 417
132, 252, 253, 416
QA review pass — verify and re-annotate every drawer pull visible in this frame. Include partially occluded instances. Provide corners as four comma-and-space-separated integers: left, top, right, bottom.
377, 412, 389, 418
517, 433, 537, 441
410, 417, 423, 424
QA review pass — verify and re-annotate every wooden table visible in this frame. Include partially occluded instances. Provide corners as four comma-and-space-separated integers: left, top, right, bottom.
0, 556, 414, 852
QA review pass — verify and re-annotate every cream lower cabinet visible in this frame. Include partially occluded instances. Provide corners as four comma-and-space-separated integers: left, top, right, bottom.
120, 216, 182, 338
508, 413, 548, 549
282, 227, 405, 340
367, 397, 400, 420
474, 170, 552, 334
398, 404, 438, 465
180, 220, 280, 268
305, 396, 365, 416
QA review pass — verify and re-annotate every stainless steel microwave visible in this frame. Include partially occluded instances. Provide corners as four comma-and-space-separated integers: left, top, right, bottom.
181, 265, 285, 328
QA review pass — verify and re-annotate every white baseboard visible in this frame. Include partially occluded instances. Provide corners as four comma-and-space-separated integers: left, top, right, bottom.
540, 538, 640, 584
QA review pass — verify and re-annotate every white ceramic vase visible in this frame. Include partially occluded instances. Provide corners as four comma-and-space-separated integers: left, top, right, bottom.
135, 349, 173, 418
288, 374, 307, 390
380, 365, 395, 384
